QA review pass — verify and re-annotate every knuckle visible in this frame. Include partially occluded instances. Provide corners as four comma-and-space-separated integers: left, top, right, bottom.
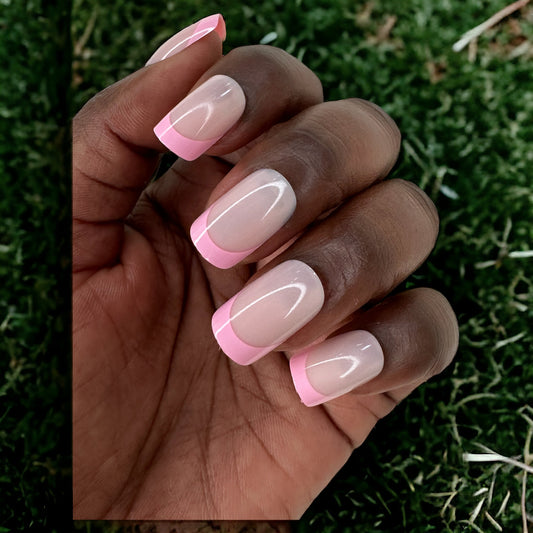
224, 45, 279, 70
72, 84, 116, 143
224, 45, 323, 106
347, 98, 401, 170
389, 179, 440, 243
271, 117, 347, 205
224, 45, 295, 85
304, 100, 400, 180
351, 99, 401, 142
413, 287, 459, 378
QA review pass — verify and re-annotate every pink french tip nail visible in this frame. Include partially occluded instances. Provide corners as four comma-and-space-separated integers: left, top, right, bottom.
190, 169, 297, 269
145, 14, 226, 66
212, 260, 325, 365
153, 74, 246, 161
290, 330, 384, 407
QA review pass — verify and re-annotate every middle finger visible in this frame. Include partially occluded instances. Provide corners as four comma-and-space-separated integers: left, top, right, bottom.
212, 178, 439, 365
191, 97, 401, 268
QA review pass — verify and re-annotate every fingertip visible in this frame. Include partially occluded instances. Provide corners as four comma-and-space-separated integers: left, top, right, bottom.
211, 295, 276, 365
208, 14, 227, 42
190, 208, 256, 268
153, 74, 246, 160
290, 351, 330, 407
146, 13, 226, 66
154, 113, 220, 161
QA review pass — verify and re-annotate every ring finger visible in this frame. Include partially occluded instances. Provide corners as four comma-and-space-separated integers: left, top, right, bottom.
211, 177, 439, 365
189, 97, 401, 269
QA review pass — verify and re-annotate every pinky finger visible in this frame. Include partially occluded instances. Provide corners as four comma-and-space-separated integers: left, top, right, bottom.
289, 288, 459, 407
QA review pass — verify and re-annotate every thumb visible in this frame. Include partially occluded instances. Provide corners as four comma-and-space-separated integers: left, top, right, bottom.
73, 28, 223, 273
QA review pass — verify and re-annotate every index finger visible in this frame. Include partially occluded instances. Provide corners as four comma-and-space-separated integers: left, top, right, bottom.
73, 31, 223, 273
73, 32, 222, 221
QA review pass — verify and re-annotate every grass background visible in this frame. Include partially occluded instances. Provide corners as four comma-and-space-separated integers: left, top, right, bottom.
0, 0, 531, 531
0, 0, 71, 531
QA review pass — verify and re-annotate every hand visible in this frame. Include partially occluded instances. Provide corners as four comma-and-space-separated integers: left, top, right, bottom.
73, 19, 458, 520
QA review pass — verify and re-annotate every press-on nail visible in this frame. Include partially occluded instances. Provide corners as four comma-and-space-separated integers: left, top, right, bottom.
290, 330, 384, 407
154, 74, 246, 160
212, 260, 325, 365
146, 14, 226, 65
191, 169, 297, 268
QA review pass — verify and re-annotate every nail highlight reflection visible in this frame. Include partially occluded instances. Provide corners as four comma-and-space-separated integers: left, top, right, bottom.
146, 14, 226, 65
191, 169, 296, 268
212, 260, 325, 365
154, 75, 246, 160
290, 330, 384, 407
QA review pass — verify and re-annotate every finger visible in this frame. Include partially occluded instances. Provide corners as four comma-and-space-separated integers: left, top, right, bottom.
289, 288, 459, 408
145, 13, 226, 66
211, 179, 439, 365
188, 98, 400, 268
153, 45, 323, 161
73, 32, 222, 272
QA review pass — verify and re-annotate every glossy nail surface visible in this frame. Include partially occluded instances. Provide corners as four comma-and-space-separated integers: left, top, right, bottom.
212, 260, 325, 365
191, 169, 297, 268
290, 330, 384, 406
154, 75, 246, 161
146, 14, 226, 65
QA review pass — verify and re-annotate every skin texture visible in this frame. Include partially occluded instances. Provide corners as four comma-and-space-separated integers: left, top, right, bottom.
73, 35, 459, 519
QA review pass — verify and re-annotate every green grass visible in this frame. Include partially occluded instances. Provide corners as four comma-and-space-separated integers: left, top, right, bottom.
0, 0, 71, 532
0, 0, 70, 531
2, 0, 532, 531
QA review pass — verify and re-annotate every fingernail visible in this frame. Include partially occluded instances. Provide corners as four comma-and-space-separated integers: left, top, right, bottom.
154, 74, 246, 161
290, 330, 384, 407
212, 260, 325, 365
191, 169, 297, 269
146, 14, 226, 65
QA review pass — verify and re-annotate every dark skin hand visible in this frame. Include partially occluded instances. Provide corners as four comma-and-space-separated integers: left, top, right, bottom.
73, 34, 459, 519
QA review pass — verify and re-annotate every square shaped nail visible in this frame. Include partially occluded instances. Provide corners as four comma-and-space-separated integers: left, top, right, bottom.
290, 330, 384, 406
212, 260, 325, 365
190, 169, 296, 268
154, 74, 246, 161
